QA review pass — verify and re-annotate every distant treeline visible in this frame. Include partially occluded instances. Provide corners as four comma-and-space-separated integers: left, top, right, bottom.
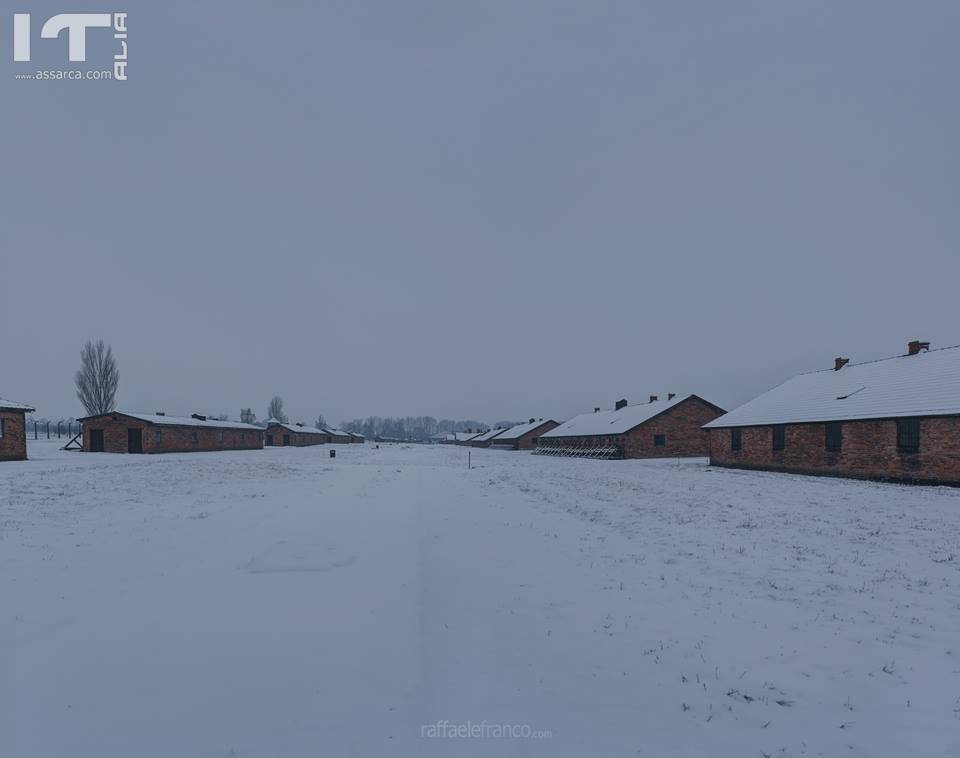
340, 416, 521, 442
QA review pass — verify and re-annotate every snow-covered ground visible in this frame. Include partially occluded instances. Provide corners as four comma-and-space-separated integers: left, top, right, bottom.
3, 442, 959, 757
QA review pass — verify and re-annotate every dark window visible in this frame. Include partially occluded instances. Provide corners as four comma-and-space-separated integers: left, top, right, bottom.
0, 418, 5, 438
897, 418, 920, 452
772, 425, 785, 451
731, 428, 742, 451
653, 434, 666, 447
825, 422, 843, 452
191, 431, 199, 444
154, 429, 162, 444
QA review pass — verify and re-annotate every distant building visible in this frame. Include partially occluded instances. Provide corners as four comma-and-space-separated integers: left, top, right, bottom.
346, 431, 365, 443
0, 397, 35, 461
537, 395, 724, 459
468, 427, 510, 447
325, 428, 355, 444
440, 430, 485, 445
78, 412, 264, 453
265, 422, 329, 447
705, 341, 960, 486
489, 418, 559, 450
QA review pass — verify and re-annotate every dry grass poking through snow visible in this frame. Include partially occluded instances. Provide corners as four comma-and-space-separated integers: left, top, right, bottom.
475, 453, 960, 756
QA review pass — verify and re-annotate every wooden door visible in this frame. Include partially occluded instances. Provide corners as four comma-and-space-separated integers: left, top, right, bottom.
89, 429, 105, 452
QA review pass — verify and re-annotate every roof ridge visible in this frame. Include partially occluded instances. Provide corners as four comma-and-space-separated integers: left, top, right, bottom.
621, 393, 690, 409
796, 343, 960, 377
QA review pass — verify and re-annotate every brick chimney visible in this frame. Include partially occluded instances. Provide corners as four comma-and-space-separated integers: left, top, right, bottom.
667, 393, 676, 400
594, 407, 601, 413
615, 399, 628, 411
834, 357, 849, 371
649, 395, 658, 404
156, 411, 165, 416
529, 417, 535, 424
191, 413, 207, 421
908, 340, 930, 356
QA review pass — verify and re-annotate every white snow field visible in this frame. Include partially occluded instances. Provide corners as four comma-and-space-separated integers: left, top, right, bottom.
3, 442, 960, 758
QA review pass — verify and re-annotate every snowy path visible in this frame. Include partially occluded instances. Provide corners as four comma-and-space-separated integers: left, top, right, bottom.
3, 443, 960, 757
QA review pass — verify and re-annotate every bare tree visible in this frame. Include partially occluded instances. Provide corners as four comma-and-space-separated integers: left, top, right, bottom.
74, 339, 119, 416
316, 414, 327, 429
240, 408, 256, 424
267, 396, 288, 423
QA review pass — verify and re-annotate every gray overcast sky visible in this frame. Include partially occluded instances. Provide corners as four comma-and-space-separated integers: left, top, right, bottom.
2, 1, 958, 425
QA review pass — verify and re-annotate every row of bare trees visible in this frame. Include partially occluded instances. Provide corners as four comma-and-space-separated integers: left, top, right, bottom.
341, 416, 497, 442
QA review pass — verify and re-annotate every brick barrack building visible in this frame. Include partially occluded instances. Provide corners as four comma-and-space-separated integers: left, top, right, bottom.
489, 418, 559, 450
0, 397, 35, 461
536, 395, 725, 459
469, 427, 510, 447
440, 431, 485, 445
326, 427, 357, 444
704, 341, 960, 486
79, 412, 264, 453
265, 422, 330, 447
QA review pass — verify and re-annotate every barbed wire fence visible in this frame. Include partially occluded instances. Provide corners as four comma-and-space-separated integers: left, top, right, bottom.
28, 419, 82, 441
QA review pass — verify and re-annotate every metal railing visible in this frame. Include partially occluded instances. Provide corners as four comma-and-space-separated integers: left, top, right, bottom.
533, 444, 622, 459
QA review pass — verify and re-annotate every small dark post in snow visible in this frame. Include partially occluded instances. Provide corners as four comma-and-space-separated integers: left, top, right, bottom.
330, 449, 336, 458
468, 451, 472, 469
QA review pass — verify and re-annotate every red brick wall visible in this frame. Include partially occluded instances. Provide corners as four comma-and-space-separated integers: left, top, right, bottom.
622, 396, 722, 458
709, 416, 960, 485
0, 411, 28, 461
265, 425, 327, 447
83, 414, 263, 453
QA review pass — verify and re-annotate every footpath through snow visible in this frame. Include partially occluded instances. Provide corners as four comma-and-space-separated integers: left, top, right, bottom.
2, 441, 960, 757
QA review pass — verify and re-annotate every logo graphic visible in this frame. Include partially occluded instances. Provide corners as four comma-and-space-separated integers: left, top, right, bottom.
12, 12, 127, 81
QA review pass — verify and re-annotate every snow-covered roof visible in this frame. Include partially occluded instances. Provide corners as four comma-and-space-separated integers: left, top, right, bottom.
471, 427, 509, 443
542, 395, 694, 438
0, 397, 35, 412
267, 422, 329, 436
85, 411, 262, 431
491, 418, 556, 441
705, 345, 960, 429
445, 431, 484, 442
326, 428, 353, 437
